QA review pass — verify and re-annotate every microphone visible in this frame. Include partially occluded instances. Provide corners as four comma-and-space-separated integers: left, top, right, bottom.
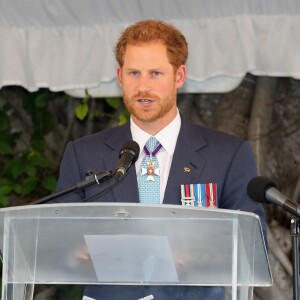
114, 141, 140, 181
247, 176, 300, 218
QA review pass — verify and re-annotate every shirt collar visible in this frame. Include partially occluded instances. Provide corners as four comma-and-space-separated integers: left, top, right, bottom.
130, 110, 181, 156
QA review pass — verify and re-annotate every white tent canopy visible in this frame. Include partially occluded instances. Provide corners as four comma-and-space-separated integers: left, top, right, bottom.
1, 0, 300, 97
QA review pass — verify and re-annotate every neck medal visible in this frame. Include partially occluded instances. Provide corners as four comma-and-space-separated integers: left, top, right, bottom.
141, 143, 162, 181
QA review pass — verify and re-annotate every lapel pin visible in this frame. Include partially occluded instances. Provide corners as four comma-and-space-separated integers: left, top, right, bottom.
184, 167, 191, 173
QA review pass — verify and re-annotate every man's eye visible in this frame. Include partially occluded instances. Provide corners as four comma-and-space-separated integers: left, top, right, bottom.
130, 71, 139, 77
151, 71, 161, 77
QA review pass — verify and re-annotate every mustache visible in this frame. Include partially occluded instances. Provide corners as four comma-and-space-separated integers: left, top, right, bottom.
132, 92, 160, 101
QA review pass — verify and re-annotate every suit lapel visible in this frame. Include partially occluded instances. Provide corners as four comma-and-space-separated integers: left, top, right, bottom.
163, 118, 207, 205
102, 123, 139, 203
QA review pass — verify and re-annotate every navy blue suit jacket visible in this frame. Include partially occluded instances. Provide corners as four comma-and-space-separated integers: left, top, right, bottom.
56, 117, 267, 300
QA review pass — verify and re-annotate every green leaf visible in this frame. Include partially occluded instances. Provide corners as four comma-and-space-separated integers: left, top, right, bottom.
9, 160, 26, 178
42, 176, 57, 192
25, 166, 37, 177
26, 152, 48, 168
0, 194, 8, 207
13, 184, 22, 194
105, 97, 122, 109
0, 186, 13, 195
21, 177, 38, 197
75, 103, 89, 121
0, 185, 13, 195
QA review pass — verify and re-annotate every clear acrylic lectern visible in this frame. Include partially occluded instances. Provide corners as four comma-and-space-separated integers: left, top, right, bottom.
0, 203, 272, 300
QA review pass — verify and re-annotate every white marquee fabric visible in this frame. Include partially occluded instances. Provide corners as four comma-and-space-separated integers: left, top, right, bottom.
1, 0, 300, 97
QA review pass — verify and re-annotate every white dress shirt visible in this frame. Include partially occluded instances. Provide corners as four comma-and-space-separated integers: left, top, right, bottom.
130, 110, 181, 203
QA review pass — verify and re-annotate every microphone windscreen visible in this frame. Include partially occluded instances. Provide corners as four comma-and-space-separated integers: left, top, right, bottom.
247, 176, 278, 204
119, 141, 140, 163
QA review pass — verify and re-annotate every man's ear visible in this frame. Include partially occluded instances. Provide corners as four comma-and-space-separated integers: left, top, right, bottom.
117, 67, 122, 87
175, 65, 187, 89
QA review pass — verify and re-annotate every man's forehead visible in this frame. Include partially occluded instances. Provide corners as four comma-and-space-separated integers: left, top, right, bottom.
122, 42, 170, 65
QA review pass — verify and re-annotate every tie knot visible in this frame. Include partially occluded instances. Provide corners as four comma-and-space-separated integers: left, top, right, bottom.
147, 136, 158, 152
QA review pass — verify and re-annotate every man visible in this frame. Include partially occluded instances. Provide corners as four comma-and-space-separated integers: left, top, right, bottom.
56, 20, 267, 300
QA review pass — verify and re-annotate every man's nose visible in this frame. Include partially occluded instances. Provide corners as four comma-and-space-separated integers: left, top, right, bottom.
137, 75, 151, 93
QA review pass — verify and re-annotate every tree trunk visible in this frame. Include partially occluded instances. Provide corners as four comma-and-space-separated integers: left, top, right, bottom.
247, 76, 278, 176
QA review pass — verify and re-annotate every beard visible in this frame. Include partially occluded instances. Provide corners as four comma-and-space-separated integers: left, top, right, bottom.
123, 87, 177, 123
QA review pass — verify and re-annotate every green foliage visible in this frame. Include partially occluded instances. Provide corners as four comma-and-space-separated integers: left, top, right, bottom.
76, 103, 89, 120
105, 97, 130, 124
75, 89, 90, 121
0, 90, 57, 206
119, 109, 130, 125
74, 91, 130, 125
0, 88, 130, 206
105, 97, 122, 109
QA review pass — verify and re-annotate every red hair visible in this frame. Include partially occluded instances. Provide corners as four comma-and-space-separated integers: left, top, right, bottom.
115, 19, 188, 69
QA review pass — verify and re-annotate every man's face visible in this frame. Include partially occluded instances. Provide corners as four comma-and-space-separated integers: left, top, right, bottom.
117, 42, 186, 127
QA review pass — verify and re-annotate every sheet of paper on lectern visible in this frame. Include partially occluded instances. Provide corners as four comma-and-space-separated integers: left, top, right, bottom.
84, 234, 179, 283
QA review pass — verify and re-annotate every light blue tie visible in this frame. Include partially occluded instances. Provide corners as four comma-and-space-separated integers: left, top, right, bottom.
138, 137, 161, 204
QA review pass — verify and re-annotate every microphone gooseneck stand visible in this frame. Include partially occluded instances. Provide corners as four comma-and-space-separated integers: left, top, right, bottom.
31, 170, 115, 204
290, 217, 299, 300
